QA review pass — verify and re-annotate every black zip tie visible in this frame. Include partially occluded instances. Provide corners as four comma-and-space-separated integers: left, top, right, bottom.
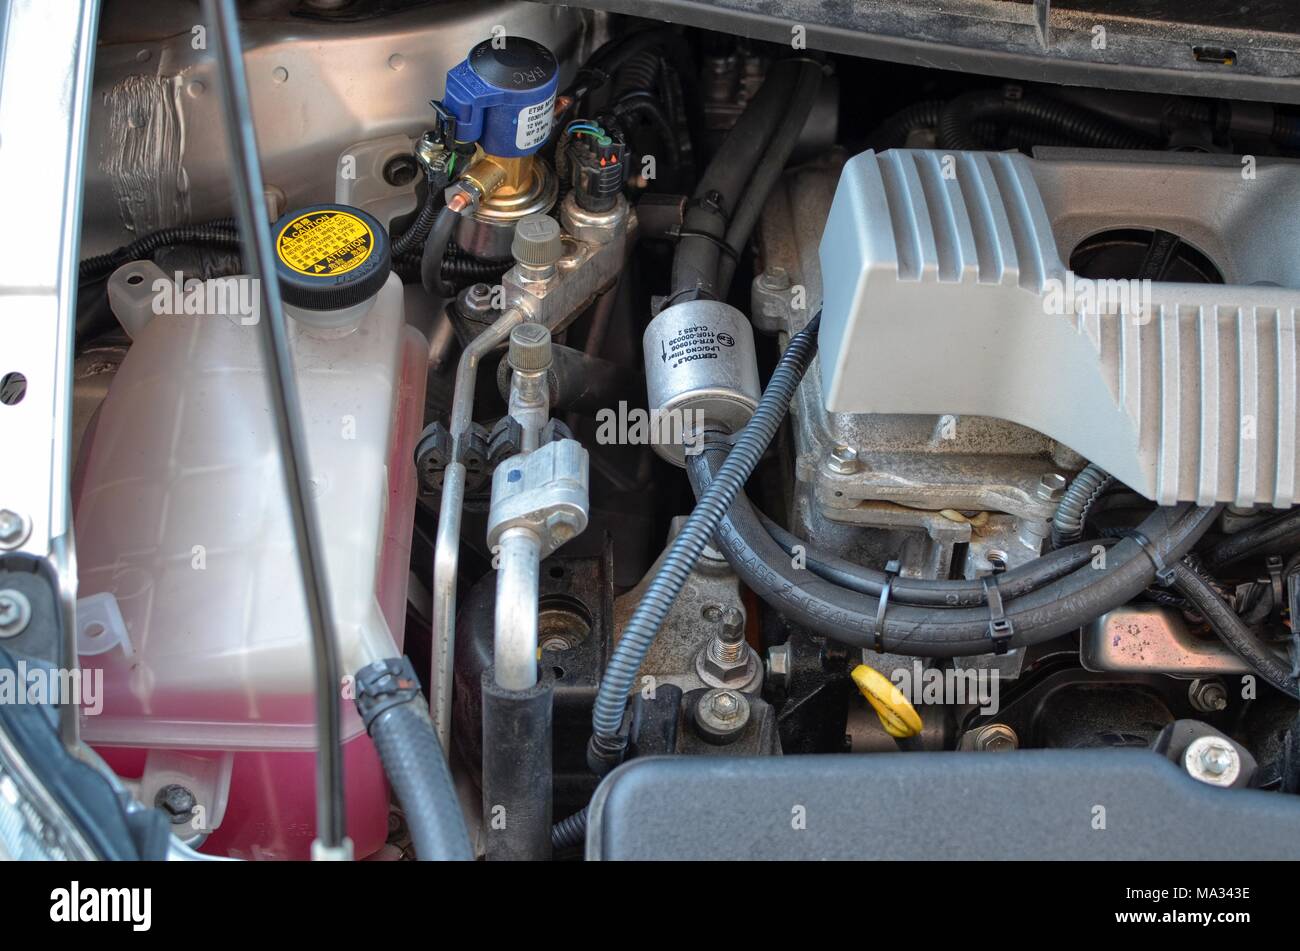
1267, 555, 1285, 623
1128, 530, 1175, 586
982, 575, 1013, 655
873, 559, 900, 654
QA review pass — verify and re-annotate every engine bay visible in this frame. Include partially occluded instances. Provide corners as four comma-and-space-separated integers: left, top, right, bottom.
5, 0, 1300, 863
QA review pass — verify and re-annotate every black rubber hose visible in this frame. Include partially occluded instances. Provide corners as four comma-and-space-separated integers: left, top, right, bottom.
588, 314, 821, 769
1051, 464, 1115, 550
420, 206, 460, 300
715, 59, 823, 295
1203, 508, 1300, 571
1169, 561, 1300, 699
937, 90, 1153, 152
552, 806, 588, 852
759, 508, 1115, 606
868, 100, 944, 151
355, 658, 473, 861
481, 672, 553, 861
79, 219, 240, 282
668, 59, 799, 303
370, 703, 473, 860
690, 446, 1218, 655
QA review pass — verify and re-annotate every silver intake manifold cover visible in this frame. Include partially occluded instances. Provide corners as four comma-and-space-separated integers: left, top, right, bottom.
818, 148, 1300, 507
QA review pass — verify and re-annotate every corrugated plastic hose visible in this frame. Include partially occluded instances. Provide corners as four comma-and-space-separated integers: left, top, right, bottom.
586, 313, 821, 773
1051, 463, 1114, 549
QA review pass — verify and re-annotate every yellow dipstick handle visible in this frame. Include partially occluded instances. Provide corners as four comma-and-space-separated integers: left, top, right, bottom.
851, 663, 922, 738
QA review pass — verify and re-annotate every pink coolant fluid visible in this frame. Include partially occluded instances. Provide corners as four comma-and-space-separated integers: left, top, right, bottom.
75, 269, 427, 859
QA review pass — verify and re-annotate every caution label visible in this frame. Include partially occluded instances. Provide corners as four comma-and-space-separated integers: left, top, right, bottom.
276, 209, 373, 277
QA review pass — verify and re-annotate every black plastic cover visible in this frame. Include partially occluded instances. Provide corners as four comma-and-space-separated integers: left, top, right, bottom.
586, 750, 1300, 859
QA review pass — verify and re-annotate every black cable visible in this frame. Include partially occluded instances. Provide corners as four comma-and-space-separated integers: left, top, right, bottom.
551, 806, 588, 851
1204, 508, 1300, 571
760, 509, 1116, 606
609, 93, 680, 170
1169, 562, 1300, 700
79, 219, 240, 282
937, 90, 1154, 152
689, 442, 1218, 655
390, 172, 442, 258
419, 205, 460, 300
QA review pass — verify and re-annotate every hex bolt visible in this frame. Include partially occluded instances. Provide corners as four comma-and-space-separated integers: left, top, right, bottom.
1036, 472, 1067, 502
154, 784, 198, 824
1184, 735, 1241, 787
693, 687, 751, 744
766, 643, 791, 689
826, 444, 860, 475
458, 283, 498, 323
0, 509, 29, 549
1188, 679, 1229, 713
973, 723, 1018, 752
1200, 745, 1233, 775
0, 589, 31, 639
709, 690, 741, 720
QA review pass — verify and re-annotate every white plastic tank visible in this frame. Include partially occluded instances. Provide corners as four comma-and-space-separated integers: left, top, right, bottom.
74, 205, 427, 857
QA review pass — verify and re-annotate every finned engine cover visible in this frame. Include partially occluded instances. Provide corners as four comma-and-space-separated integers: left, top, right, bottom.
818, 148, 1300, 506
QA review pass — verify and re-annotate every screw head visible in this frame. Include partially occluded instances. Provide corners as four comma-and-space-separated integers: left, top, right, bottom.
0, 509, 29, 548
154, 784, 197, 824
1184, 735, 1241, 787
0, 590, 31, 639
710, 691, 741, 719
973, 723, 1018, 752
1200, 745, 1233, 775
694, 687, 751, 744
826, 445, 860, 475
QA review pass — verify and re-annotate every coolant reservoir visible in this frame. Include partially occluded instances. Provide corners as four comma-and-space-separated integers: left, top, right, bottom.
74, 205, 428, 859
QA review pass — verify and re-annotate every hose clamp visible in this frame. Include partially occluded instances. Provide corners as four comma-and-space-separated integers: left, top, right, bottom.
354, 657, 423, 733
872, 559, 900, 654
982, 575, 1013, 655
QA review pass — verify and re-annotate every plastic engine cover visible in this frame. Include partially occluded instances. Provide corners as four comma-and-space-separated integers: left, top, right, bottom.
818, 148, 1300, 507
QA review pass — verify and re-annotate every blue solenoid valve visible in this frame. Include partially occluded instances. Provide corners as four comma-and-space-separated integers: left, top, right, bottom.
435, 37, 559, 158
